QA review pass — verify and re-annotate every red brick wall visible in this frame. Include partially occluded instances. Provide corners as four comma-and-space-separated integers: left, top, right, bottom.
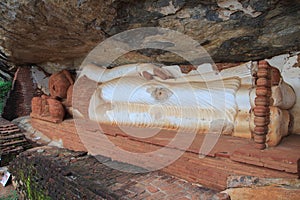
2, 67, 37, 120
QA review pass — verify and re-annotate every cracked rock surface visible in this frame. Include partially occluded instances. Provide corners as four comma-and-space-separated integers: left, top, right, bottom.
0, 0, 300, 67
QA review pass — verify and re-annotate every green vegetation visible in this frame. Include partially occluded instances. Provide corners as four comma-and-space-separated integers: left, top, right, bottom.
0, 190, 18, 200
19, 170, 51, 200
0, 81, 12, 113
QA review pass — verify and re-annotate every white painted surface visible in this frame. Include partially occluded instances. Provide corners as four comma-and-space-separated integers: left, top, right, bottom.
31, 66, 50, 95
85, 62, 255, 135
267, 53, 300, 134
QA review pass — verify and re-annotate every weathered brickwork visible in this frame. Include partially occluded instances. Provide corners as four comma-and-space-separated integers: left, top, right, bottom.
0, 117, 32, 166
30, 118, 298, 190
10, 146, 230, 200
2, 67, 36, 120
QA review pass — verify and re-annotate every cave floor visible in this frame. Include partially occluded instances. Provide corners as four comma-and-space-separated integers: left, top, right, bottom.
0, 184, 17, 199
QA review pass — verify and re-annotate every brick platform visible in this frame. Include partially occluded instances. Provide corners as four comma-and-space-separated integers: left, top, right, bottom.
10, 146, 230, 200
29, 118, 298, 190
0, 117, 32, 166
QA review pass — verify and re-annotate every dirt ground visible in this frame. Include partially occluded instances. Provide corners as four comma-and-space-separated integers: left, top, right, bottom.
0, 184, 17, 199
0, 167, 17, 200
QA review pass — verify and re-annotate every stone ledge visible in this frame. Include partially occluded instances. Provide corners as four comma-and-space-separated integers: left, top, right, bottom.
13, 117, 299, 190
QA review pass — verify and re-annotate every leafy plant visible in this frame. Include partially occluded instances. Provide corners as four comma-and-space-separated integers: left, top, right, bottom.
0, 81, 12, 113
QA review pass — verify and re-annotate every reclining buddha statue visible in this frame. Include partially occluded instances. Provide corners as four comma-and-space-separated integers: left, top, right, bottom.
75, 61, 296, 149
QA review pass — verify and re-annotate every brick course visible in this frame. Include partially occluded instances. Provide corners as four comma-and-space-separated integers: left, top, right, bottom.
0, 117, 32, 166
10, 146, 230, 200
30, 118, 298, 190
2, 67, 36, 120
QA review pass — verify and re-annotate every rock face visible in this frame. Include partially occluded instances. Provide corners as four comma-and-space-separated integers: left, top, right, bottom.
0, 0, 115, 66
225, 176, 300, 200
1, 0, 300, 67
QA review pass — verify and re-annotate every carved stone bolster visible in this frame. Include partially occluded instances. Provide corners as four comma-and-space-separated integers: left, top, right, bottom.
30, 96, 65, 123
31, 69, 76, 123
31, 97, 42, 116
47, 98, 65, 123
